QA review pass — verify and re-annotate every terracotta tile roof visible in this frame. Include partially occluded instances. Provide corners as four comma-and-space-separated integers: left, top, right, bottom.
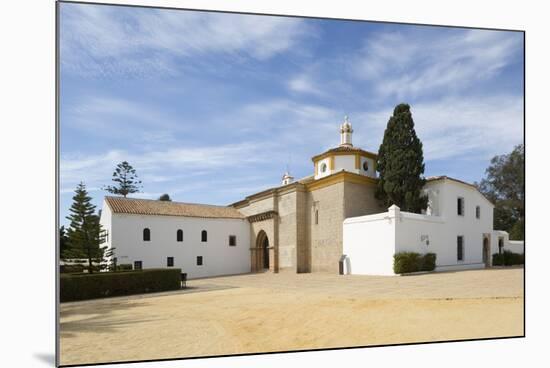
297, 175, 315, 184
327, 146, 375, 154
311, 145, 378, 161
425, 175, 477, 188
104, 196, 245, 219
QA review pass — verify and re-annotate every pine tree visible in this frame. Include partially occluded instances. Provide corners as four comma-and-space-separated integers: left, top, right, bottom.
376, 103, 428, 213
103, 161, 142, 197
65, 182, 113, 273
59, 225, 69, 257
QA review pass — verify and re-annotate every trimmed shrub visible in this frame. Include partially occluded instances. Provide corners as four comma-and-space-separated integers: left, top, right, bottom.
492, 251, 524, 266
117, 264, 133, 271
60, 268, 181, 302
421, 252, 437, 271
394, 252, 437, 274
492, 253, 503, 265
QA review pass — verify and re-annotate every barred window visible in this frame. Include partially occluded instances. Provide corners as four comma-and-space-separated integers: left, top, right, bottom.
457, 197, 464, 216
457, 236, 464, 261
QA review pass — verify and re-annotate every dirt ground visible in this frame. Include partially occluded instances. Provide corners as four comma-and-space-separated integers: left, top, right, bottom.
59, 268, 524, 366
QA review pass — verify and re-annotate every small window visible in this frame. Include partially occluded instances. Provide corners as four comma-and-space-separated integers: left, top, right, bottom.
315, 209, 319, 225
197, 256, 203, 266
476, 206, 480, 219
320, 162, 327, 173
457, 197, 464, 216
134, 261, 142, 270
457, 236, 464, 261
177, 229, 183, 242
143, 228, 151, 241
167, 257, 174, 267
229, 235, 237, 246
362, 161, 369, 171
201, 230, 207, 242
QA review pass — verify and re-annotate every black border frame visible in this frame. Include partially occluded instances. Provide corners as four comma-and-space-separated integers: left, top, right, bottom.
55, 1, 526, 366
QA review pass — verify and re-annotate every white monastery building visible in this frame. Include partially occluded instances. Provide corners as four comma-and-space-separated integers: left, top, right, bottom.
100, 198, 250, 278
100, 117, 518, 278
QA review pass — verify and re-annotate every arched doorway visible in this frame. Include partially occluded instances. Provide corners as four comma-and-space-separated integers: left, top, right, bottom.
263, 236, 269, 269
256, 230, 270, 271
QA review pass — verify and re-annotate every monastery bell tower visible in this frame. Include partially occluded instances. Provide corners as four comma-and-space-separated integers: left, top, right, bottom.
340, 115, 353, 147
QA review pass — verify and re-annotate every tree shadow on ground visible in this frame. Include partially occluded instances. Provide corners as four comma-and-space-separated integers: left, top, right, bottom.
59, 284, 239, 339
60, 300, 160, 339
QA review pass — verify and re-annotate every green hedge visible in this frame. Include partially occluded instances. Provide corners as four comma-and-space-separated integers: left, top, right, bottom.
110, 263, 133, 272
492, 251, 524, 266
394, 252, 437, 274
60, 264, 85, 274
60, 268, 181, 302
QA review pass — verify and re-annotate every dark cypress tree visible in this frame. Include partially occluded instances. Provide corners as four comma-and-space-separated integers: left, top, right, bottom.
376, 103, 428, 213
65, 182, 112, 273
103, 161, 142, 197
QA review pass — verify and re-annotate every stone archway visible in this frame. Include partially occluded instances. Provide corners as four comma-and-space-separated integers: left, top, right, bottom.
247, 211, 278, 273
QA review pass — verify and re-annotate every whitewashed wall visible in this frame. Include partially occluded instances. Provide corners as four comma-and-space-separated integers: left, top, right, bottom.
506, 240, 524, 253
344, 179, 497, 275
343, 212, 396, 275
100, 201, 251, 279
423, 179, 495, 270
315, 157, 332, 179
360, 156, 376, 178
334, 155, 356, 174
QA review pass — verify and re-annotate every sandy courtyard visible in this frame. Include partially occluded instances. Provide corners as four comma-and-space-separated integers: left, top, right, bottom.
59, 268, 523, 366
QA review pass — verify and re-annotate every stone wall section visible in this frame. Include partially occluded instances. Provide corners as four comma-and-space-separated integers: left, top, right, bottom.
344, 181, 385, 219
307, 182, 346, 273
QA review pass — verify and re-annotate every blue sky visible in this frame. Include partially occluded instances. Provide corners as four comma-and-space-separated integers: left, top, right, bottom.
59, 3, 524, 224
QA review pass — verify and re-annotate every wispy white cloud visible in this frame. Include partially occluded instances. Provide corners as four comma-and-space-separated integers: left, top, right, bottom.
60, 3, 313, 77
354, 94, 523, 162
287, 74, 326, 97
63, 96, 192, 146
352, 28, 523, 99
60, 141, 272, 192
